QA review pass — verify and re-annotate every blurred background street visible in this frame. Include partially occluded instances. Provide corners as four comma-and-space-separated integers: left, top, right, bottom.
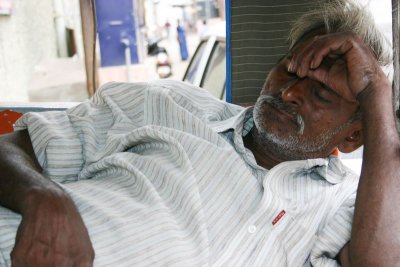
0, 0, 225, 102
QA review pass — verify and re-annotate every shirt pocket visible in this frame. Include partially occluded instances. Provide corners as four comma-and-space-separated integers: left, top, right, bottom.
270, 211, 316, 267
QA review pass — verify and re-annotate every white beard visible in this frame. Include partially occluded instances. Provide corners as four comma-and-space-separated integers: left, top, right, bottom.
252, 95, 351, 160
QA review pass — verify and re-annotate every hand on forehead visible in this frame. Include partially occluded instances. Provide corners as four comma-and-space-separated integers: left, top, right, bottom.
296, 56, 356, 103
286, 32, 383, 103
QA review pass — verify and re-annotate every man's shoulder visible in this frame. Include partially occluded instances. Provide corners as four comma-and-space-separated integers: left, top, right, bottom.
95, 80, 211, 96
93, 80, 243, 123
94, 80, 219, 106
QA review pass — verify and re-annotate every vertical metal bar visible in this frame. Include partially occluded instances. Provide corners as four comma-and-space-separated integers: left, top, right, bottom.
80, 0, 97, 96
225, 0, 232, 103
121, 38, 132, 82
125, 46, 132, 82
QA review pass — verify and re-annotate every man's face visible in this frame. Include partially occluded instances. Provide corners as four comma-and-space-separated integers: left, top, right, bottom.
253, 55, 360, 161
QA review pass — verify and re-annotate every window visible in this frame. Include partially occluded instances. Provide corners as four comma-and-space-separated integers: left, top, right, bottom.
183, 41, 208, 84
201, 41, 226, 99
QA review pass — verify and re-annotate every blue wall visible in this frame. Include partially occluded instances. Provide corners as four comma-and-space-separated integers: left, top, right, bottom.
96, 0, 139, 67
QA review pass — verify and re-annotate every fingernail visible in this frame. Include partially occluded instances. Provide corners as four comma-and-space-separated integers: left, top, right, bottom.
310, 60, 316, 69
288, 61, 294, 72
298, 69, 307, 78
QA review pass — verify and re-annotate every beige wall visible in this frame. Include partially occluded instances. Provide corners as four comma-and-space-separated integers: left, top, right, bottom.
217, 0, 225, 20
0, 0, 57, 102
62, 0, 84, 58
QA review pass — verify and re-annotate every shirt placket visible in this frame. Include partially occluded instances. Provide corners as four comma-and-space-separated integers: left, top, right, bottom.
212, 170, 278, 266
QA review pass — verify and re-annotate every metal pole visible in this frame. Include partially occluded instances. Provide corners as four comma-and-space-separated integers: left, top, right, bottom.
79, 0, 98, 96
121, 38, 132, 82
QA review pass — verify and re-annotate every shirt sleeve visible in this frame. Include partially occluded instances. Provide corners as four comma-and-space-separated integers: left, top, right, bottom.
13, 80, 239, 185
13, 82, 150, 184
307, 189, 356, 267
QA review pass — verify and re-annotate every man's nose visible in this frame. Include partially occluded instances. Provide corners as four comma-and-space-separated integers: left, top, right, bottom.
281, 80, 305, 107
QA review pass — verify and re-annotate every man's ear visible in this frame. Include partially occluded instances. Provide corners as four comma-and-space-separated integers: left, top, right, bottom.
337, 122, 363, 153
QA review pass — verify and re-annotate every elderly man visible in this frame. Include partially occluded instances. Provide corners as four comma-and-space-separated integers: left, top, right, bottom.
0, 1, 399, 266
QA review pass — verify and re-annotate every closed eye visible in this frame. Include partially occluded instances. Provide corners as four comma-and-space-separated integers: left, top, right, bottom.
313, 87, 332, 103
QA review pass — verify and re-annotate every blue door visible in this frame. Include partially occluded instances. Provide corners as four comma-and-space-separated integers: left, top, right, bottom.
95, 0, 139, 67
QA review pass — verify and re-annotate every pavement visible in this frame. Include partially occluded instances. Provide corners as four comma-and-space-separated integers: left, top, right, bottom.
97, 31, 200, 90
27, 31, 201, 102
28, 58, 89, 102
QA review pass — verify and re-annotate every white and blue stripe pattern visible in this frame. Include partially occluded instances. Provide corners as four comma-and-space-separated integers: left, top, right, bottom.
0, 80, 358, 266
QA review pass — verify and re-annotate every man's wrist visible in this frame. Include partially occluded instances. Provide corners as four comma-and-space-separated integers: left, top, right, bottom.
20, 185, 71, 216
356, 78, 392, 105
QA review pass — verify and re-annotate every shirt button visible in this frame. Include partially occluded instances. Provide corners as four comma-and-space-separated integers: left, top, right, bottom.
248, 225, 257, 234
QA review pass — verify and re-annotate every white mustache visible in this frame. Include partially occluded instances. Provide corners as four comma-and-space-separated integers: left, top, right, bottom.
256, 95, 305, 134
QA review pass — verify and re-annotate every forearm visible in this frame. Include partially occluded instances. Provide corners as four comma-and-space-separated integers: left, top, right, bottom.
0, 130, 95, 265
348, 80, 400, 265
0, 130, 65, 214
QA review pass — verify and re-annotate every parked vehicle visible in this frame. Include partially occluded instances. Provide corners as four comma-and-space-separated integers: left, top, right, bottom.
147, 38, 172, 78
183, 22, 226, 100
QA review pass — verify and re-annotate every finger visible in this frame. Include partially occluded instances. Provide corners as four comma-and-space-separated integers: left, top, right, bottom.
293, 36, 323, 77
310, 38, 352, 69
291, 33, 352, 78
294, 37, 336, 78
289, 35, 319, 75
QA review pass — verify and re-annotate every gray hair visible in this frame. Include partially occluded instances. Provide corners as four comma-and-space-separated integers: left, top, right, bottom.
288, 0, 392, 67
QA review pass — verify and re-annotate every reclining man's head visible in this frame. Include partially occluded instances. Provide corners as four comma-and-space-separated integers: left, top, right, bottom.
248, 0, 392, 166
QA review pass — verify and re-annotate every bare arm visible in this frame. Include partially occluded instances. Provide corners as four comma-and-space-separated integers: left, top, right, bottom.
290, 32, 400, 266
338, 78, 399, 267
0, 130, 95, 267
348, 77, 400, 266
1, 129, 46, 212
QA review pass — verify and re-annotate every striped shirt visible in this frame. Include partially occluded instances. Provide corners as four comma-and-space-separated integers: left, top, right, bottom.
0, 80, 359, 266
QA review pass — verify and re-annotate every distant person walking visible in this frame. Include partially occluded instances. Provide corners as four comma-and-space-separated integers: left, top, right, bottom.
177, 20, 188, 61
164, 20, 171, 39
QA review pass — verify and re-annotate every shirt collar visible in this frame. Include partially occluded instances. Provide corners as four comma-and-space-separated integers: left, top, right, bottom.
288, 156, 351, 184
209, 107, 252, 135
210, 107, 353, 184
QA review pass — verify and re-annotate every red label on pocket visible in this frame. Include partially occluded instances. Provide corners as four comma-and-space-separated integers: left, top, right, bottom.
272, 210, 286, 225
